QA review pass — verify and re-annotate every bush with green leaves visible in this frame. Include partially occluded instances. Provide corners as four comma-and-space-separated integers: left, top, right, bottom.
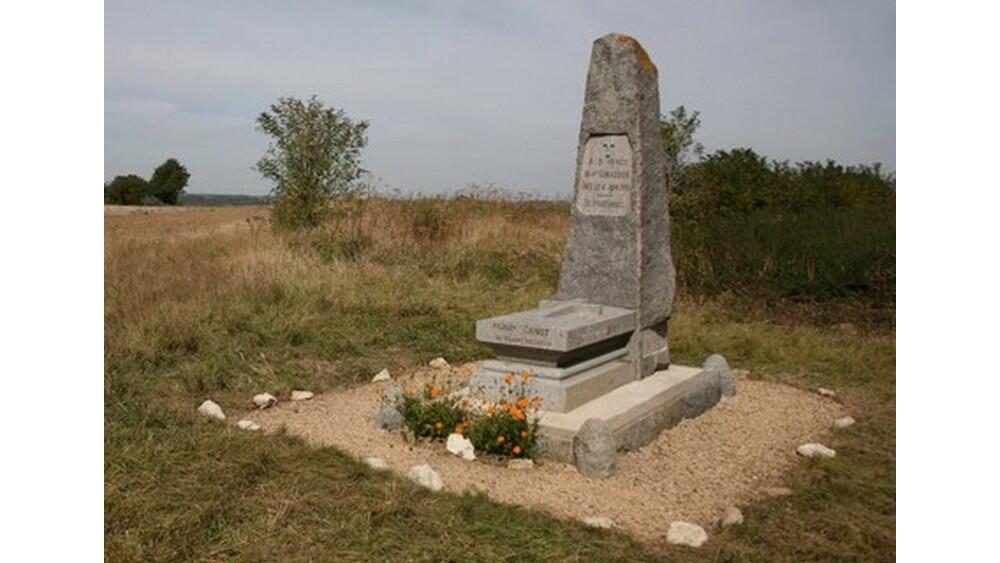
398, 385, 466, 440
255, 96, 369, 230
148, 158, 190, 205
104, 174, 149, 205
464, 404, 538, 459
397, 377, 540, 459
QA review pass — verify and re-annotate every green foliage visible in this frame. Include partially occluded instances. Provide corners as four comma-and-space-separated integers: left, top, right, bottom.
104, 174, 149, 205
256, 96, 369, 229
660, 105, 705, 194
662, 144, 896, 303
148, 158, 190, 205
399, 391, 466, 440
397, 379, 539, 458
464, 406, 538, 459
675, 148, 895, 218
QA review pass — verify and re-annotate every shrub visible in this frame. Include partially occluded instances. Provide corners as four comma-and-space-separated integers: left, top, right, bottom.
104, 174, 149, 205
148, 158, 190, 205
399, 385, 466, 440
255, 96, 369, 230
397, 375, 541, 459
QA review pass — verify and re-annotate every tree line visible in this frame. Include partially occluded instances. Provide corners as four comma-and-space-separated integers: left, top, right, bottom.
104, 158, 190, 205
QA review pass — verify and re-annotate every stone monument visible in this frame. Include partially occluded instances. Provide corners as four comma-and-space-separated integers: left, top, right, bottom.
468, 33, 730, 473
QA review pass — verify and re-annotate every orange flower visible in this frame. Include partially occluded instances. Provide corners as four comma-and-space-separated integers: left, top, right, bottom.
516, 397, 530, 409
521, 370, 531, 382
497, 435, 506, 444
520, 431, 527, 439
428, 385, 441, 398
434, 421, 444, 430
454, 424, 464, 434
512, 446, 522, 455
504, 373, 515, 385
510, 407, 525, 421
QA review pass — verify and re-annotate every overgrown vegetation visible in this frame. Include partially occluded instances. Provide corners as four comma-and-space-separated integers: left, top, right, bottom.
658, 107, 895, 306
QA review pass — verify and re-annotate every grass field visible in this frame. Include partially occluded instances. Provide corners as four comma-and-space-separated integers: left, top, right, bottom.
104, 200, 895, 561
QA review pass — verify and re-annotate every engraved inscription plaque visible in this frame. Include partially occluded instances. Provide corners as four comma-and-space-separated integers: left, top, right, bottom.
575, 135, 632, 216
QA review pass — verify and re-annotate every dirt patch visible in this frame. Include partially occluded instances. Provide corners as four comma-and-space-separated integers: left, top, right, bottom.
245, 365, 847, 542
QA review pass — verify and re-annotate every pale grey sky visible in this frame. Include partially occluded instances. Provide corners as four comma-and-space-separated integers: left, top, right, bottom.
105, 0, 895, 196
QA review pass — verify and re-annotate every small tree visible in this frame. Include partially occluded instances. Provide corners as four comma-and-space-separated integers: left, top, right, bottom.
148, 158, 190, 205
104, 175, 149, 205
660, 106, 704, 194
255, 96, 369, 229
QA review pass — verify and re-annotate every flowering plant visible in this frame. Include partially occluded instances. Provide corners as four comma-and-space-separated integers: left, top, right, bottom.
396, 371, 541, 458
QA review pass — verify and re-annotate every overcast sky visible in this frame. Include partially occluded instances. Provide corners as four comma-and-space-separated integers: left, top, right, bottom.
105, 0, 895, 197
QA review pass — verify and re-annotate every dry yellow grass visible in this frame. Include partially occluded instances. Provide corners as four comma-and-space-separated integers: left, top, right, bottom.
105, 201, 894, 561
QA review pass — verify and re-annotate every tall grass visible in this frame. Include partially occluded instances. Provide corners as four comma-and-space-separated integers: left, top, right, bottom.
105, 197, 895, 561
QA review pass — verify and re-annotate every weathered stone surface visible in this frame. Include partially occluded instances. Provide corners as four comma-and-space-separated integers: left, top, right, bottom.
290, 390, 314, 401
371, 369, 392, 383
719, 506, 744, 527
796, 443, 836, 459
666, 521, 708, 547
252, 393, 277, 409
834, 416, 856, 429
197, 400, 226, 421
408, 464, 443, 491
557, 33, 675, 377
364, 457, 388, 470
572, 418, 618, 478
476, 300, 635, 356
583, 516, 615, 529
537, 365, 722, 463
375, 385, 405, 430
703, 353, 736, 397
446, 433, 476, 461
236, 419, 260, 431
382, 384, 404, 405
375, 403, 404, 431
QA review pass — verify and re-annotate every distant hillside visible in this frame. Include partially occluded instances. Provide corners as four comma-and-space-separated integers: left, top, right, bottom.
179, 193, 271, 206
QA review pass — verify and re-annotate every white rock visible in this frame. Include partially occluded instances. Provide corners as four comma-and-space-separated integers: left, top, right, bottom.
666, 521, 708, 547
583, 516, 614, 529
236, 419, 260, 431
197, 400, 226, 421
429, 357, 450, 369
446, 433, 476, 461
364, 457, 388, 470
817, 387, 837, 398
407, 464, 443, 491
719, 506, 744, 527
797, 443, 836, 458
252, 393, 277, 409
834, 416, 856, 429
290, 390, 314, 401
371, 369, 392, 383
507, 458, 534, 470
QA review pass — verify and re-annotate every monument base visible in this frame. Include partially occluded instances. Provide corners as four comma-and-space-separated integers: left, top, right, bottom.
468, 350, 635, 413
535, 364, 723, 464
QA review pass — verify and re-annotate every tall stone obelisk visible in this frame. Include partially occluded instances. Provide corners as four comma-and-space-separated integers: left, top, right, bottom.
556, 33, 675, 377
